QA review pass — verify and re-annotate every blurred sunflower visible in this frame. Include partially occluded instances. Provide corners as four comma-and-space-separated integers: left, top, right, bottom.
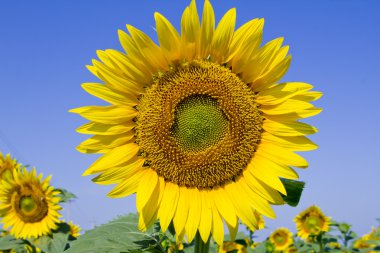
294, 205, 330, 240
67, 221, 81, 238
0, 152, 21, 179
269, 227, 293, 251
72, 0, 321, 244
354, 227, 379, 252
219, 241, 247, 253
0, 168, 61, 239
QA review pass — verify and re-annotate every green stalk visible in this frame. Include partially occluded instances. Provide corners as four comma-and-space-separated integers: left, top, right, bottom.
194, 232, 210, 253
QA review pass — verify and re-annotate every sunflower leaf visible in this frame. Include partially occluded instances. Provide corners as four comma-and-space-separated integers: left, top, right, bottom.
54, 188, 77, 203
64, 213, 164, 253
280, 178, 305, 207
0, 234, 27, 252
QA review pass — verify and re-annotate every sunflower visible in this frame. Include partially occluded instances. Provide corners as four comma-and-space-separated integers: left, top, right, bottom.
353, 227, 379, 252
219, 241, 247, 253
294, 205, 330, 240
0, 152, 21, 180
0, 168, 61, 239
71, 0, 321, 245
67, 221, 81, 238
269, 227, 294, 251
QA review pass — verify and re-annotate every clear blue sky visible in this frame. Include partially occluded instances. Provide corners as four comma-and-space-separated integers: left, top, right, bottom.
1, 0, 379, 239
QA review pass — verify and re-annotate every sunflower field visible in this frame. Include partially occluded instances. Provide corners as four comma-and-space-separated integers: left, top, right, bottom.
0, 0, 379, 252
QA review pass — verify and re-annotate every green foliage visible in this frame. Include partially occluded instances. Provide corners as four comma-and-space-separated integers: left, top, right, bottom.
65, 213, 163, 253
279, 179, 305, 207
0, 234, 28, 253
54, 188, 77, 203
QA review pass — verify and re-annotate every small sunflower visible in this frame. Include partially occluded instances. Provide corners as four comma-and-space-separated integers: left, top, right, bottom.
0, 168, 61, 239
67, 221, 81, 238
0, 152, 21, 180
269, 227, 294, 251
294, 205, 330, 240
353, 227, 379, 252
72, 0, 321, 245
219, 241, 247, 253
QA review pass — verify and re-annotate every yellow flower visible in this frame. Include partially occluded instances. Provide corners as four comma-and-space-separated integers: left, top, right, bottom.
0, 168, 61, 239
0, 152, 21, 180
294, 205, 330, 240
354, 227, 379, 252
219, 242, 247, 253
67, 221, 81, 238
269, 227, 294, 251
71, 0, 321, 245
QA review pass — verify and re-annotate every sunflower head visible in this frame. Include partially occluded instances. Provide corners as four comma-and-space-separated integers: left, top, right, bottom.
67, 221, 81, 238
269, 227, 294, 251
219, 241, 247, 253
294, 205, 330, 240
0, 152, 21, 180
0, 168, 62, 239
72, 0, 321, 245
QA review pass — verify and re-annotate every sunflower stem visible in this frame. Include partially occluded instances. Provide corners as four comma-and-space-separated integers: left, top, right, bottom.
194, 232, 210, 253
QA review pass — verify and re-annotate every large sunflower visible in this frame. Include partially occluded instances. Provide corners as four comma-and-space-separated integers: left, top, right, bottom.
0, 168, 61, 239
71, 0, 321, 245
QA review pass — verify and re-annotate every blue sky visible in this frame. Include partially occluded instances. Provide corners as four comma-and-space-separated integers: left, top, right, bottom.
1, 0, 379, 240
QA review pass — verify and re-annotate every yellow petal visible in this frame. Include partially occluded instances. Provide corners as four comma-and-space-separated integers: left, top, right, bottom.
263, 119, 318, 136
70, 105, 137, 124
261, 132, 318, 151
127, 25, 168, 71
104, 49, 152, 84
83, 142, 139, 175
136, 169, 158, 212
211, 8, 236, 62
91, 158, 145, 185
257, 141, 308, 168
199, 0, 215, 58
256, 82, 313, 105
242, 37, 283, 83
138, 177, 163, 231
76, 121, 135, 135
82, 83, 138, 106
247, 155, 287, 195
211, 201, 224, 245
92, 59, 145, 95
261, 99, 314, 115
185, 188, 201, 243
252, 55, 291, 91
181, 0, 200, 60
228, 19, 264, 73
173, 187, 190, 236
243, 169, 285, 204
293, 91, 323, 102
199, 190, 212, 243
155, 12, 181, 63
158, 182, 179, 232
107, 168, 145, 198
237, 177, 276, 218
224, 183, 258, 231
212, 187, 237, 227
77, 132, 135, 154
118, 30, 156, 75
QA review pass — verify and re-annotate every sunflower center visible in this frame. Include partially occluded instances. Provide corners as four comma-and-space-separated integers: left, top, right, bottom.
171, 95, 228, 152
305, 216, 320, 233
20, 196, 37, 213
13, 184, 49, 223
274, 235, 285, 245
137, 60, 262, 189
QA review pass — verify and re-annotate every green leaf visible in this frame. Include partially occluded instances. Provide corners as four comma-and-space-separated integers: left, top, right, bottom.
32, 233, 70, 253
0, 234, 27, 252
279, 179, 305, 207
54, 188, 77, 203
65, 213, 163, 253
